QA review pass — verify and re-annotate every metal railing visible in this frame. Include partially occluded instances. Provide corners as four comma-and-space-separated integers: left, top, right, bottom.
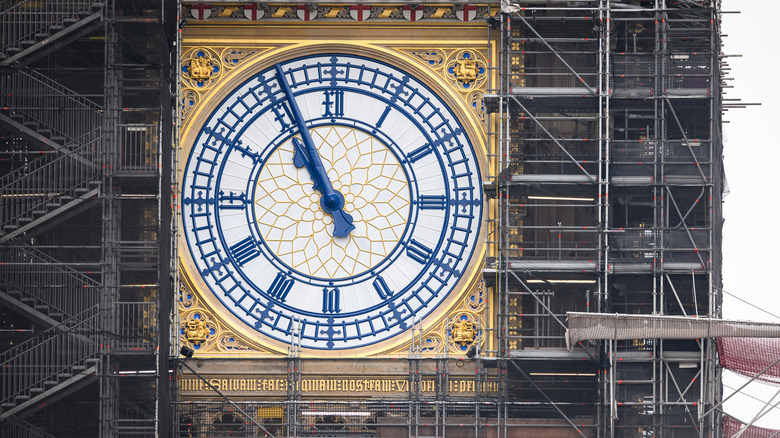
1, 0, 101, 56
0, 69, 102, 144
0, 130, 102, 228
117, 124, 160, 174
0, 246, 100, 320
4, 420, 58, 438
113, 302, 158, 352
0, 306, 99, 408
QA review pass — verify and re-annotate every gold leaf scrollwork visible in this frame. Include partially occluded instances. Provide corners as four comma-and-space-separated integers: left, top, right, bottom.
179, 284, 195, 309
467, 91, 487, 126
180, 89, 199, 124
420, 334, 444, 354
464, 279, 486, 312
221, 48, 259, 70
411, 50, 445, 70
217, 333, 252, 352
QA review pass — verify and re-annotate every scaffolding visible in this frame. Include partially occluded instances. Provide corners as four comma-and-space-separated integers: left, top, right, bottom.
488, 1, 725, 437
0, 0, 174, 437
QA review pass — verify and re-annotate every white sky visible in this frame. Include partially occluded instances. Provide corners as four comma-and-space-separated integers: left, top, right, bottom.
720, 0, 780, 430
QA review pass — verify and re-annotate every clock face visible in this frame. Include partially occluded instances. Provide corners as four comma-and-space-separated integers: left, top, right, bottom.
181, 53, 483, 350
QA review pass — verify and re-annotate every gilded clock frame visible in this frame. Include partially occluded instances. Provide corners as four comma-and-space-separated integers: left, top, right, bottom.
178, 23, 495, 358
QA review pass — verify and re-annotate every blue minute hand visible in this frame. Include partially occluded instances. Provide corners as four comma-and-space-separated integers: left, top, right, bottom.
274, 64, 355, 237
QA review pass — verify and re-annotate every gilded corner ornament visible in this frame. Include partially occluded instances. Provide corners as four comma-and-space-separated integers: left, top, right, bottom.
450, 317, 477, 348
182, 313, 215, 348
445, 50, 487, 91
181, 48, 221, 90
189, 56, 213, 81
184, 317, 211, 344
454, 57, 478, 84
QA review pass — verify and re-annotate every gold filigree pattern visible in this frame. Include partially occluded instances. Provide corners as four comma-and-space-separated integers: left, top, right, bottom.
180, 89, 199, 123
180, 284, 195, 308
410, 50, 445, 70
221, 48, 260, 70
467, 91, 486, 126
464, 280, 486, 312
387, 279, 488, 356
217, 333, 252, 352
420, 334, 443, 353
255, 126, 410, 279
181, 47, 221, 90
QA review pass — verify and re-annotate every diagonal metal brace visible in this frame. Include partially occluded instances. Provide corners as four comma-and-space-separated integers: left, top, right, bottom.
509, 270, 596, 360
510, 97, 598, 184
665, 97, 708, 183
513, 13, 598, 97
665, 187, 707, 269
509, 360, 589, 438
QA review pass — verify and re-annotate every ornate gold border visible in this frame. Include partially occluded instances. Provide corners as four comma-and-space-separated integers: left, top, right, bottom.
178, 39, 491, 358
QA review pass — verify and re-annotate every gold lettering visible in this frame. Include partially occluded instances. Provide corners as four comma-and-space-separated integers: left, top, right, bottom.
397, 380, 408, 392
222, 379, 228, 391
301, 379, 309, 392
375, 380, 381, 392
467, 381, 474, 393
239, 380, 246, 391
199, 379, 204, 391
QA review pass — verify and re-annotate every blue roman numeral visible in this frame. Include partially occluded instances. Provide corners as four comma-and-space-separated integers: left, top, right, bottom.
322, 90, 344, 118
407, 143, 433, 163
418, 195, 447, 210
218, 190, 248, 210
372, 276, 393, 300
322, 288, 341, 314
267, 272, 294, 302
376, 106, 391, 128
271, 103, 293, 131
229, 236, 260, 267
407, 239, 433, 265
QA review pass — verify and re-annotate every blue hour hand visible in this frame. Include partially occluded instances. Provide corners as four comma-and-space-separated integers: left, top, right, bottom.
275, 64, 355, 237
292, 137, 321, 192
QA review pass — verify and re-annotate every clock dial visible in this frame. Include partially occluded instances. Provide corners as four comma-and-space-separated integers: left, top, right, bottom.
181, 53, 483, 350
